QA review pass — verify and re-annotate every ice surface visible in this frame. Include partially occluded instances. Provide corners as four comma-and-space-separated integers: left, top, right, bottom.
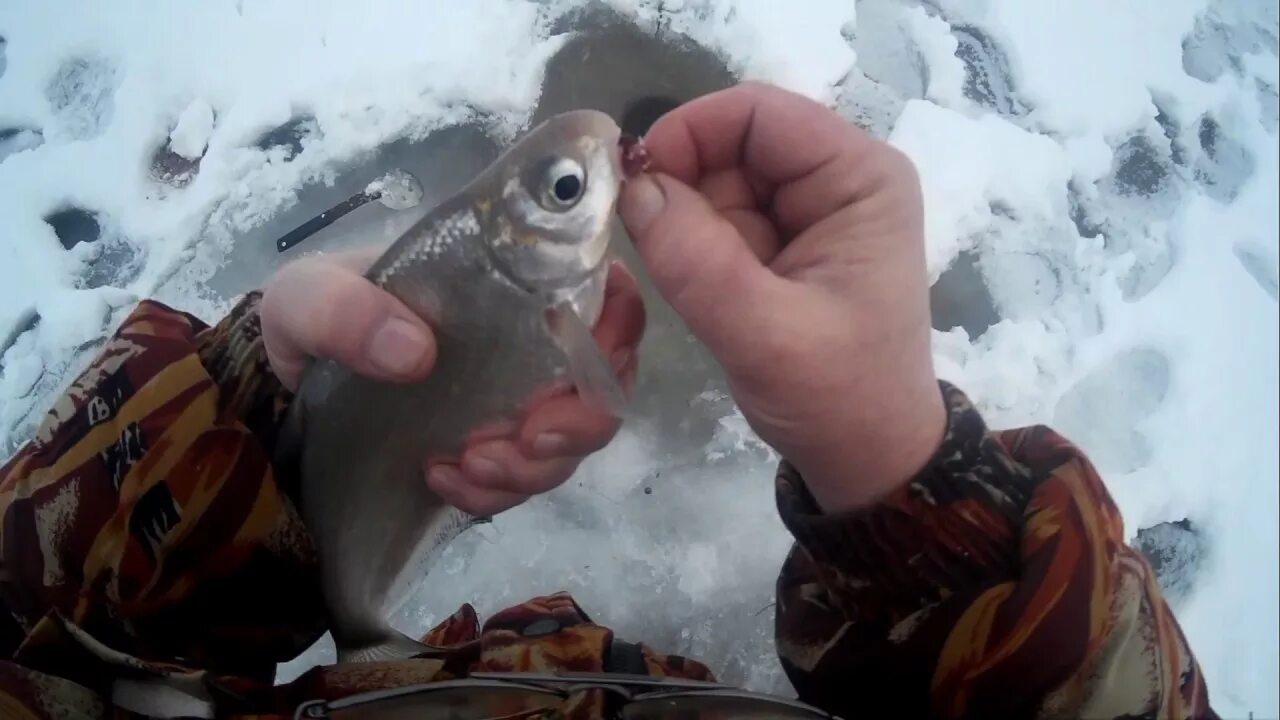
0, 0, 1276, 715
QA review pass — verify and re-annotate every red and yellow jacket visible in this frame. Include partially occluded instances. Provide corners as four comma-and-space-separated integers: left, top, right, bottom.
0, 295, 1214, 719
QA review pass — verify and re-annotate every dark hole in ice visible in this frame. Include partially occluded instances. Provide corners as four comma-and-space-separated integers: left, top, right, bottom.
930, 251, 1000, 339
255, 115, 318, 160
44, 207, 101, 250
532, 4, 734, 127
0, 309, 40, 369
1134, 519, 1204, 604
1113, 136, 1170, 197
621, 96, 681, 137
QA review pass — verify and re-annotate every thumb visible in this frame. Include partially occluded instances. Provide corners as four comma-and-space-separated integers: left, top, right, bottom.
618, 172, 781, 355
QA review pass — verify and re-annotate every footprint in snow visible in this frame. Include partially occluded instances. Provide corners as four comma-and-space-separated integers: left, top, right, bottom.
45, 54, 120, 141
1052, 348, 1172, 474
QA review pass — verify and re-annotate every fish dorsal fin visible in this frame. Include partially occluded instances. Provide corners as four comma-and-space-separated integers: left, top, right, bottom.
547, 299, 631, 419
338, 630, 450, 664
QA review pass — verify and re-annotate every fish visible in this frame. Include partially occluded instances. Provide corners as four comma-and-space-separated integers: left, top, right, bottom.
278, 110, 634, 663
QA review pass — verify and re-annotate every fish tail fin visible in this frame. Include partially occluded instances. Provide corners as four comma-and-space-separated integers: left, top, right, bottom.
338, 631, 449, 664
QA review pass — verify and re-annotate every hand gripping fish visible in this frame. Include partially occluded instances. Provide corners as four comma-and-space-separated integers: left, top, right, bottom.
279, 111, 648, 663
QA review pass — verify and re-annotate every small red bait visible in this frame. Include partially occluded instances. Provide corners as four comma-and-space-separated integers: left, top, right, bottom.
619, 134, 652, 177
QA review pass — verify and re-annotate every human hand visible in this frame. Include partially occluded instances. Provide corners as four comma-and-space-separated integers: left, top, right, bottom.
618, 82, 944, 513
261, 251, 644, 516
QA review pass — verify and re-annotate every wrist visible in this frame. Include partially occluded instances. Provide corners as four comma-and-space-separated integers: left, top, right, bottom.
795, 377, 947, 514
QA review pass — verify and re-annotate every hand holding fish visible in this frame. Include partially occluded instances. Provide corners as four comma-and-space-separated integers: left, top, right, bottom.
619, 82, 946, 514
261, 252, 644, 517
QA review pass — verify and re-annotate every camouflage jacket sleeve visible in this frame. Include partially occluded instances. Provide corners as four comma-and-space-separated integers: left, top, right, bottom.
0, 294, 326, 682
773, 382, 1215, 719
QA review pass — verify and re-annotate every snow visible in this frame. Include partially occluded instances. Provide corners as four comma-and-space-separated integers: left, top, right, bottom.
168, 98, 214, 161
1, 0, 1276, 715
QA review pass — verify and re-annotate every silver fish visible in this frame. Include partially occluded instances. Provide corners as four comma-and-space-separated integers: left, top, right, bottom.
280, 110, 631, 663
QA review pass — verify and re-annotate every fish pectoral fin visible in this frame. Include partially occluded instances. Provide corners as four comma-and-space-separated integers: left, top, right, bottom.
547, 300, 632, 419
338, 630, 450, 664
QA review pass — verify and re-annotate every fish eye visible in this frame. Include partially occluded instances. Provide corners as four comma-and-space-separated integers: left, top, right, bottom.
541, 157, 586, 210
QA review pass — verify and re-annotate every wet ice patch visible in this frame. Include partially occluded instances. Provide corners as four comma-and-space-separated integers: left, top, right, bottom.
1192, 113, 1256, 203
45, 54, 120, 141
0, 309, 40, 374
1135, 519, 1205, 606
78, 235, 145, 291
0, 127, 44, 163
950, 23, 1027, 117
253, 114, 318, 161
1232, 240, 1279, 301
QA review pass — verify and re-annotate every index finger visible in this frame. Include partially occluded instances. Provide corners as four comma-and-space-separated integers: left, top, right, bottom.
643, 82, 902, 237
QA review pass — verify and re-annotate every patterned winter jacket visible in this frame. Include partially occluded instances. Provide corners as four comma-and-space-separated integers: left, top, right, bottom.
0, 294, 1214, 719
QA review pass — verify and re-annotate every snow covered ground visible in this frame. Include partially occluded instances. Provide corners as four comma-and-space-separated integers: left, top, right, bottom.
0, 0, 1276, 715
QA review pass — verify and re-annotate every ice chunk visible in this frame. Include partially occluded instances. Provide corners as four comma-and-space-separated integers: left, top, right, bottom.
169, 99, 215, 161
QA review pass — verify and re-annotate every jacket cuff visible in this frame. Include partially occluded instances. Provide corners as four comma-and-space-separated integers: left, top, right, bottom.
194, 292, 292, 465
775, 382, 1037, 613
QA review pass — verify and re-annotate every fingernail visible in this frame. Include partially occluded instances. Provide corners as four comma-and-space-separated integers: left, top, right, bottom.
427, 464, 463, 490
611, 347, 633, 372
462, 455, 504, 483
368, 317, 430, 376
621, 175, 665, 233
533, 432, 570, 456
